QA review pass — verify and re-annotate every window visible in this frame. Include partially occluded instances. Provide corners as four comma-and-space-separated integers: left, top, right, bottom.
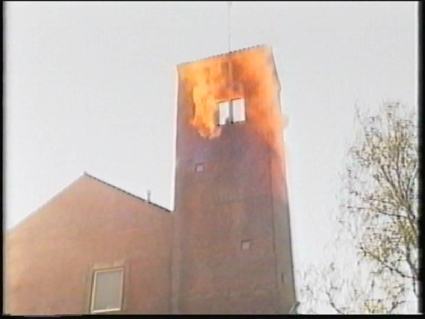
90, 268, 124, 313
218, 98, 246, 126
232, 99, 246, 122
241, 240, 251, 251
218, 101, 231, 125
195, 163, 204, 172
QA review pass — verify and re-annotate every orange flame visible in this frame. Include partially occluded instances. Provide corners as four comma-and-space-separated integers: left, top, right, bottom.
179, 47, 284, 156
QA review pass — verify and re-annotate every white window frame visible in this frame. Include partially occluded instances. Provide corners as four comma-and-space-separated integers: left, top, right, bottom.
231, 98, 246, 123
218, 100, 231, 126
90, 268, 124, 314
217, 98, 246, 126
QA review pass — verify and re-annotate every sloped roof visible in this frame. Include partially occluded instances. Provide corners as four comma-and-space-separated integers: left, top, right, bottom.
8, 172, 171, 233
83, 172, 171, 213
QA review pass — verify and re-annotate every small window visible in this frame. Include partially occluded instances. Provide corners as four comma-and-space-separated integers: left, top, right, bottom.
241, 240, 251, 251
90, 268, 124, 313
232, 99, 246, 122
195, 163, 204, 172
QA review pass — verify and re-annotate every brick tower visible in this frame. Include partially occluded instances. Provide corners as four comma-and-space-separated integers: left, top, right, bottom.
171, 45, 296, 314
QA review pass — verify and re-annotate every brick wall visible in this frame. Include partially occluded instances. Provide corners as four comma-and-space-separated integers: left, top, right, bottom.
5, 175, 172, 315
5, 45, 296, 315
172, 46, 296, 314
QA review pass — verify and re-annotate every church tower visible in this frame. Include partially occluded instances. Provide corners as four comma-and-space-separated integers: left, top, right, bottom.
171, 45, 296, 314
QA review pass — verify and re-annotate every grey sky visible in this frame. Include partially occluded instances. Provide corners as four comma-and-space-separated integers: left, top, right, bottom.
5, 1, 417, 278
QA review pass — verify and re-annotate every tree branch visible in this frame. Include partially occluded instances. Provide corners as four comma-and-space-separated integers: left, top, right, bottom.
359, 245, 415, 280
347, 205, 410, 221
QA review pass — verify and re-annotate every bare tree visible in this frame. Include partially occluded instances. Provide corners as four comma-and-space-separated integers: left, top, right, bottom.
297, 102, 419, 314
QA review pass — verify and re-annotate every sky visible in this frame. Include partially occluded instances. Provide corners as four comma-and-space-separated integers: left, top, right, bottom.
5, 1, 418, 293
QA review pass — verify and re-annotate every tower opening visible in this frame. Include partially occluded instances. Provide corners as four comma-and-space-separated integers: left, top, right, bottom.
218, 98, 246, 126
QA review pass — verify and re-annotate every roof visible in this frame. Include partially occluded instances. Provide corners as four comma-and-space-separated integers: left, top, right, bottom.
177, 44, 270, 67
8, 172, 171, 233
83, 172, 171, 213
176, 44, 281, 91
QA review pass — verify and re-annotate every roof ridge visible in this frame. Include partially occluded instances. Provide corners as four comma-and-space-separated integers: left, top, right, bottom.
83, 172, 171, 213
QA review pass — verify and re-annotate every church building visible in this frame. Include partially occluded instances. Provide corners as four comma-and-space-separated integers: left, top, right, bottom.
5, 45, 297, 315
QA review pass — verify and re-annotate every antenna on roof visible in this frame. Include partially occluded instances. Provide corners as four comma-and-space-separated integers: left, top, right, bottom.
227, 1, 232, 53
227, 1, 234, 122
147, 190, 151, 202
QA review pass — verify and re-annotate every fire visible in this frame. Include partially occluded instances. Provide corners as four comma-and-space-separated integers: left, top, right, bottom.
179, 46, 284, 156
